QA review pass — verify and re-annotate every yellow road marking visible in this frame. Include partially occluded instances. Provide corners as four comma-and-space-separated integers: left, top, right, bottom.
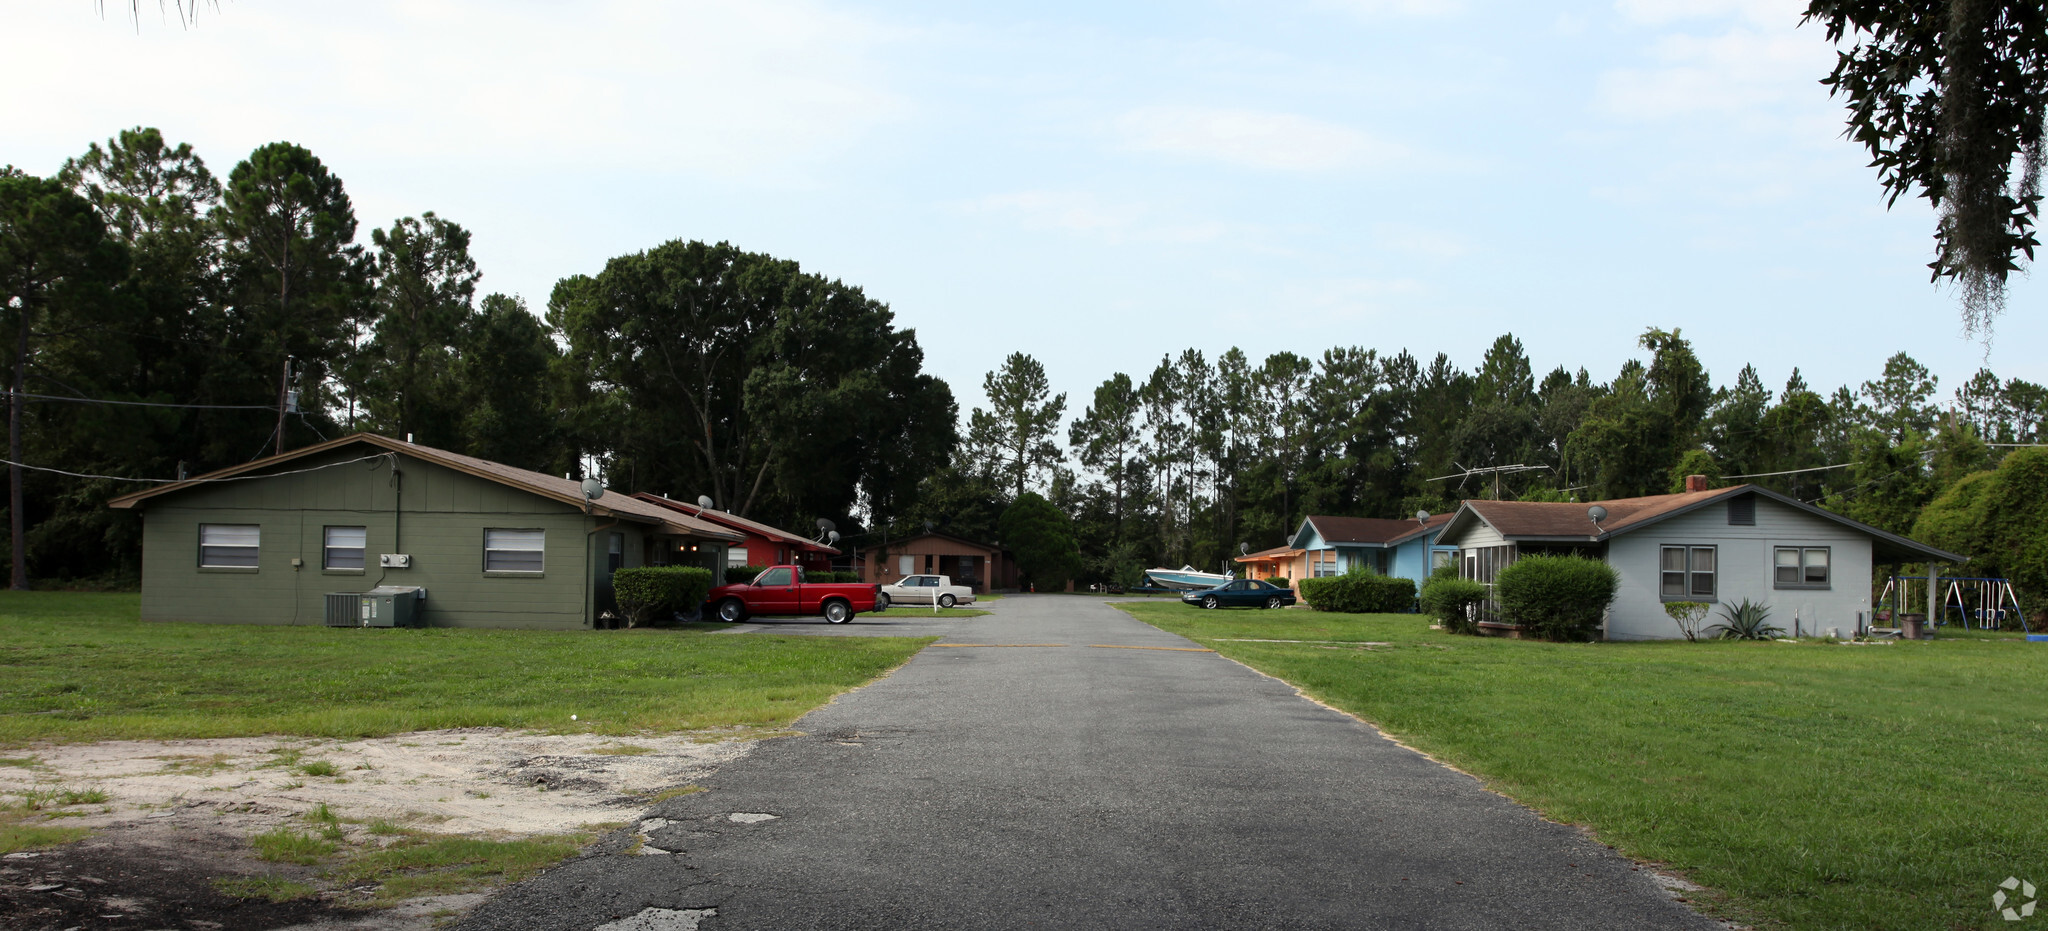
931, 643, 1069, 648
1088, 644, 1217, 653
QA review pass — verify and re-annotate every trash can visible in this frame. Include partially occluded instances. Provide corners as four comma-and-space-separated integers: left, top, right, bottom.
1898, 613, 1926, 640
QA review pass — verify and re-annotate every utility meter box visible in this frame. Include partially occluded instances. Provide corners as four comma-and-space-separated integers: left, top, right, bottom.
379, 554, 412, 568
359, 586, 425, 628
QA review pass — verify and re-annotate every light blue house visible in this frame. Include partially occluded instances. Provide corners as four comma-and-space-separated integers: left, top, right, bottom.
1288, 514, 1457, 590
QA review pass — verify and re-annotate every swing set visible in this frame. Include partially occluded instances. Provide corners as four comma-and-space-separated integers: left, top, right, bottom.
1875, 575, 2032, 633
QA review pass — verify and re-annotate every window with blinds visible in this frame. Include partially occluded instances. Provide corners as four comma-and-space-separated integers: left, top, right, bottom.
324, 526, 366, 570
484, 529, 545, 572
199, 524, 260, 568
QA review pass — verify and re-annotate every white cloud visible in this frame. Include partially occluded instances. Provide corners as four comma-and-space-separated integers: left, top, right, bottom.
1613, 0, 1802, 28
0, 0, 912, 181
1596, 26, 1836, 122
1117, 106, 1398, 172
960, 191, 1234, 245
1310, 0, 1466, 19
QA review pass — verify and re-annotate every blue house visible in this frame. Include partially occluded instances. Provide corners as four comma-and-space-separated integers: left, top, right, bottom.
1288, 514, 1457, 590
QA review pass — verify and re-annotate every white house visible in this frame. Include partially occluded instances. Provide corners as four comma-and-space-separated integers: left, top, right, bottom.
1434, 477, 1964, 640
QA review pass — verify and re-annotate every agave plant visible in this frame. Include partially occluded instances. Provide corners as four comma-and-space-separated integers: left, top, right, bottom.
1707, 598, 1784, 640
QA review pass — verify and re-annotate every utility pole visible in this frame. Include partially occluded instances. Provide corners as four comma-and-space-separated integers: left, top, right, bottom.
274, 358, 289, 457
10, 305, 27, 591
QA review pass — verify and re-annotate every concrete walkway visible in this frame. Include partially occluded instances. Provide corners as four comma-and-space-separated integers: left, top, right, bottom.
459, 595, 1719, 930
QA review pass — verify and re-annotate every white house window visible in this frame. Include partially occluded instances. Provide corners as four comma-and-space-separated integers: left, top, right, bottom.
323, 526, 366, 570
200, 524, 260, 568
1774, 546, 1830, 589
484, 529, 545, 572
727, 546, 749, 567
1432, 550, 1454, 570
1660, 546, 1716, 600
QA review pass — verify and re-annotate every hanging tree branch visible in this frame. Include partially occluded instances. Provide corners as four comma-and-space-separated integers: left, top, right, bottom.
1803, 1, 2048, 339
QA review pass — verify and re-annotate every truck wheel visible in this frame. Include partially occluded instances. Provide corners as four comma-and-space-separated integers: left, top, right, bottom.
823, 600, 853, 624
717, 598, 748, 623
938, 593, 957, 608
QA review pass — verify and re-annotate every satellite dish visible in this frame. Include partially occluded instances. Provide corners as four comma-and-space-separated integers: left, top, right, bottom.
1415, 509, 1431, 523
827, 530, 840, 545
1239, 542, 1250, 555
817, 517, 837, 534
924, 520, 934, 533
697, 495, 714, 510
580, 477, 605, 501
1587, 505, 1608, 524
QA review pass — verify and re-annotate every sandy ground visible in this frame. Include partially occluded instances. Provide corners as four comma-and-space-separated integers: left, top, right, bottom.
0, 728, 759, 930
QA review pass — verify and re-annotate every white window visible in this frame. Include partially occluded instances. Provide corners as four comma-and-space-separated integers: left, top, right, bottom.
1660, 546, 1716, 600
898, 555, 915, 576
323, 526, 366, 570
484, 529, 545, 572
727, 547, 749, 567
1774, 547, 1830, 589
200, 524, 260, 568
1432, 550, 1454, 570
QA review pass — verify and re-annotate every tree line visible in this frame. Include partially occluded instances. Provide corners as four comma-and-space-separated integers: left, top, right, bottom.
924, 333, 2046, 590
1, 127, 953, 587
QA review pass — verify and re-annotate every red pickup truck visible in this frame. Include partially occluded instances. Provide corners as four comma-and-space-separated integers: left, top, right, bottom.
705, 566, 884, 624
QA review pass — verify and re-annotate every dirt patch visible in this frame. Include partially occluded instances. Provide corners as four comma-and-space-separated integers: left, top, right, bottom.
0, 728, 759, 929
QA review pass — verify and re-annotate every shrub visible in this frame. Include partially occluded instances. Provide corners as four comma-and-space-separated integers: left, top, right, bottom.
724, 565, 765, 585
1420, 576, 1489, 634
613, 567, 717, 627
1262, 576, 1290, 587
1706, 598, 1784, 640
1298, 567, 1417, 613
1493, 555, 1619, 641
1663, 601, 1710, 641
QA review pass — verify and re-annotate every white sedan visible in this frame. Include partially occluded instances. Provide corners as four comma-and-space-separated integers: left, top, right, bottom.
880, 574, 978, 608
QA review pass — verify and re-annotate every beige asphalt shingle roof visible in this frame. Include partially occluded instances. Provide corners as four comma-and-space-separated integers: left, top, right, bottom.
1459, 488, 1737, 539
631, 492, 839, 555
108, 433, 744, 542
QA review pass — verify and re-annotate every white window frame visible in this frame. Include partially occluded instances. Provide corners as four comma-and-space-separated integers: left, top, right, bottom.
323, 526, 367, 571
484, 528, 546, 573
199, 524, 260, 569
1774, 546, 1831, 590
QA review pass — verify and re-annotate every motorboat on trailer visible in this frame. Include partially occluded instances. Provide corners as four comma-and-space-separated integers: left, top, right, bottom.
1142, 565, 1235, 591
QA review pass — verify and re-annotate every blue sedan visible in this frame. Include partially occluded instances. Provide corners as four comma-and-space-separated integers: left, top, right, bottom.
1181, 579, 1296, 610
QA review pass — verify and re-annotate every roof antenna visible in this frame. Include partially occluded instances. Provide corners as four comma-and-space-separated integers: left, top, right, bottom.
1586, 505, 1607, 538
1414, 508, 1430, 526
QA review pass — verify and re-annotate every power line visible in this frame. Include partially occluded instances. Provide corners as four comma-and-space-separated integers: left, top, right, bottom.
0, 452, 393, 484
1722, 463, 1854, 479
1, 390, 273, 411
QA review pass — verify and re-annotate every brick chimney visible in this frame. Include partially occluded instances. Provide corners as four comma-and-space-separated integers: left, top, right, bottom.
1684, 474, 1710, 493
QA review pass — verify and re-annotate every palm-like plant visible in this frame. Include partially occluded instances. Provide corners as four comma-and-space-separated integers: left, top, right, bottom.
1706, 598, 1784, 640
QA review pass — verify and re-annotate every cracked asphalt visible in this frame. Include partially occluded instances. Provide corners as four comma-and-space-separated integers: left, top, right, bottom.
458, 595, 1721, 930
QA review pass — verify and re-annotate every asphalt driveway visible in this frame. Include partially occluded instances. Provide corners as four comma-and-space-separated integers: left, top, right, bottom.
459, 595, 1719, 930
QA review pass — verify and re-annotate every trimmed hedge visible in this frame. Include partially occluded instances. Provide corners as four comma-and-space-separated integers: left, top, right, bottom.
1420, 576, 1489, 634
725, 565, 766, 585
613, 566, 716, 627
1262, 576, 1290, 587
1493, 555, 1619, 641
1298, 569, 1417, 613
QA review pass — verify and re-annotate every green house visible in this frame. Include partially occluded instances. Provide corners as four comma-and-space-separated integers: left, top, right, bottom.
108, 434, 744, 629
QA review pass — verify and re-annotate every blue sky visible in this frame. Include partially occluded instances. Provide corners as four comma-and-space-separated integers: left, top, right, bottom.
5, 0, 2042, 421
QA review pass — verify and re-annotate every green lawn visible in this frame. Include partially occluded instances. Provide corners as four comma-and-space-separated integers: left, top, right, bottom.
0, 592, 934, 745
1119, 601, 2048, 931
